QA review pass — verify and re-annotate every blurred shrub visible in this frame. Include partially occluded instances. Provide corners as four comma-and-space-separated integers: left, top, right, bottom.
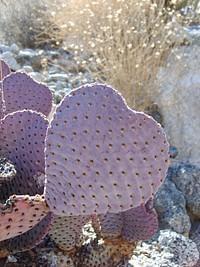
0, 0, 199, 108
0, 0, 57, 48
42, 0, 187, 109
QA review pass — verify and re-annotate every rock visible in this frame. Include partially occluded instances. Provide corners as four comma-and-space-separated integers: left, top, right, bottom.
154, 177, 191, 234
54, 91, 64, 104
158, 230, 199, 267
190, 222, 200, 267
10, 44, 20, 54
185, 25, 200, 45
169, 146, 178, 159
22, 65, 34, 73
144, 103, 163, 124
0, 44, 11, 53
56, 80, 68, 90
44, 73, 69, 82
170, 163, 200, 220
46, 50, 61, 59
48, 66, 63, 74
165, 20, 192, 45
0, 51, 20, 70
18, 48, 39, 59
30, 55, 42, 71
153, 45, 200, 165
130, 230, 199, 267
57, 57, 79, 73
7, 255, 17, 263
16, 49, 43, 70
67, 82, 73, 89
28, 72, 42, 82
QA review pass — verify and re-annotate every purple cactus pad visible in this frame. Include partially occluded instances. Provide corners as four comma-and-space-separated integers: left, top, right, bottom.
0, 110, 48, 200
44, 84, 169, 216
1, 72, 52, 117
92, 212, 123, 239
0, 195, 50, 242
49, 214, 91, 251
122, 198, 158, 242
0, 212, 53, 256
94, 199, 158, 242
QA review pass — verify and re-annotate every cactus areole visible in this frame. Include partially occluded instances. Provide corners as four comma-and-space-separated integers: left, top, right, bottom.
44, 84, 169, 216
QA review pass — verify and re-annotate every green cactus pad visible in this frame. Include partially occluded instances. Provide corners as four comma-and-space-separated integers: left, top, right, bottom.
44, 84, 169, 216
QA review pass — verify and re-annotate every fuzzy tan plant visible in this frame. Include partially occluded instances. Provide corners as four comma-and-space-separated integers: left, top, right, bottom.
41, 0, 190, 109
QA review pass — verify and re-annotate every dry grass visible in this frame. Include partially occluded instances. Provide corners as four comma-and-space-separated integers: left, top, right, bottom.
1, 0, 198, 109
42, 0, 191, 109
0, 0, 54, 48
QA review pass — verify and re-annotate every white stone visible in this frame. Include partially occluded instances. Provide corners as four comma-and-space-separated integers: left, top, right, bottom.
22, 65, 34, 73
44, 73, 69, 82
153, 45, 200, 165
129, 230, 199, 267
0, 51, 20, 70
0, 44, 11, 53
10, 43, 20, 54
28, 71, 42, 82
18, 48, 39, 58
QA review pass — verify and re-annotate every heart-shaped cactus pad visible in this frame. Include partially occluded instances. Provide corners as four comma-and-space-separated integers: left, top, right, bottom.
44, 84, 169, 216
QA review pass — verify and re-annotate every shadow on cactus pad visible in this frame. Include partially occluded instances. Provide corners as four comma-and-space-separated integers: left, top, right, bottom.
0, 110, 49, 201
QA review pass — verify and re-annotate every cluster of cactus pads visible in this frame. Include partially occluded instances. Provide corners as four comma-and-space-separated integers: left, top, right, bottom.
0, 59, 169, 266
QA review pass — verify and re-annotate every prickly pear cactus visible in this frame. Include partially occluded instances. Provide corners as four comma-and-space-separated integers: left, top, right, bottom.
0, 110, 48, 201
92, 213, 123, 240
90, 199, 157, 265
49, 214, 91, 252
122, 199, 158, 242
0, 195, 50, 242
0, 211, 53, 258
0, 89, 4, 120
0, 72, 52, 117
0, 81, 169, 265
94, 199, 158, 242
0, 60, 10, 81
44, 84, 169, 216
74, 241, 114, 267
